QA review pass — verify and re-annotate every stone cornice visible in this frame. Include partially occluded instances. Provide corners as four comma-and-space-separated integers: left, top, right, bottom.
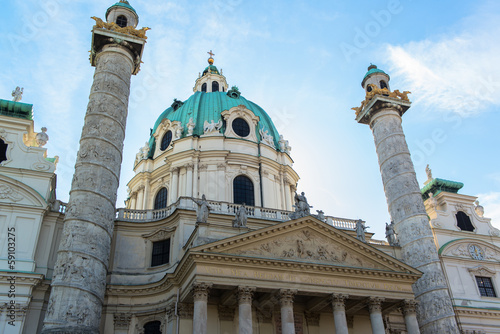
454, 307, 500, 318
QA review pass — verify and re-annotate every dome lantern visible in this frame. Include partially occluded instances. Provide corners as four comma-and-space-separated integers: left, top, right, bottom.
361, 64, 390, 93
193, 50, 229, 93
106, 0, 139, 28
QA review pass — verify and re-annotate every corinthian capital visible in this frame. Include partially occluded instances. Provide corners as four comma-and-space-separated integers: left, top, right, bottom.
238, 286, 256, 305
192, 281, 212, 302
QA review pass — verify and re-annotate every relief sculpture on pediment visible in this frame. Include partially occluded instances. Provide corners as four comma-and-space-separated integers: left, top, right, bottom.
230, 229, 382, 269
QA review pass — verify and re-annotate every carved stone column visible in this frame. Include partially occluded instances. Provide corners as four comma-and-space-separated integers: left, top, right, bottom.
402, 299, 420, 334
143, 177, 151, 209
357, 98, 458, 333
368, 297, 385, 334
238, 286, 255, 334
192, 282, 212, 334
331, 294, 349, 334
279, 289, 297, 334
42, 20, 146, 332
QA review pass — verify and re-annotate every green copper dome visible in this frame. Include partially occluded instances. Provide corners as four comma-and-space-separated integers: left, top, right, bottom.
361, 65, 390, 87
203, 65, 220, 75
148, 91, 281, 157
106, 0, 137, 17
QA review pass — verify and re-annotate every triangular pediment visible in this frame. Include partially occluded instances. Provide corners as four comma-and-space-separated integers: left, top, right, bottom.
192, 217, 418, 274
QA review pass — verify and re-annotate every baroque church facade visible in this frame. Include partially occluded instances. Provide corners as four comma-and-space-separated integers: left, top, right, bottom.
1, 1, 500, 334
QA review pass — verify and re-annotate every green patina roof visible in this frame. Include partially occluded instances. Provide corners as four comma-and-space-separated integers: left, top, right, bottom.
0, 99, 33, 120
421, 178, 464, 201
106, 0, 137, 18
148, 91, 281, 157
203, 65, 220, 75
361, 65, 390, 87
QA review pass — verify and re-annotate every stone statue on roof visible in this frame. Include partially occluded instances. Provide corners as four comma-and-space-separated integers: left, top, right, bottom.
385, 221, 398, 246
194, 194, 211, 223
233, 203, 247, 228
12, 86, 23, 102
35, 127, 49, 147
356, 219, 368, 242
425, 164, 433, 181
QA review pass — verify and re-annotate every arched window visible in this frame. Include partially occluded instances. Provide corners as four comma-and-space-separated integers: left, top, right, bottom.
160, 130, 172, 151
366, 85, 372, 92
212, 81, 219, 92
456, 211, 474, 231
116, 15, 128, 28
380, 80, 388, 89
233, 175, 255, 206
144, 321, 162, 334
0, 139, 7, 163
154, 187, 168, 210
201, 83, 207, 92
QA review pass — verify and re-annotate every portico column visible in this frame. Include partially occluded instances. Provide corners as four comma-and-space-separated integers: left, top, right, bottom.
331, 294, 349, 334
279, 289, 297, 334
367, 297, 385, 334
192, 282, 211, 334
402, 299, 420, 334
238, 286, 256, 334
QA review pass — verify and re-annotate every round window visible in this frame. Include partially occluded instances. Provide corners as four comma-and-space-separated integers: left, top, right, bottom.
160, 131, 172, 151
232, 118, 250, 137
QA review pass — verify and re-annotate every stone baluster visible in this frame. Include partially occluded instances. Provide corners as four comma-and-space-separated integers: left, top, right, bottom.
238, 286, 256, 334
332, 294, 349, 334
279, 289, 297, 334
192, 282, 212, 334
402, 299, 420, 334
367, 297, 385, 334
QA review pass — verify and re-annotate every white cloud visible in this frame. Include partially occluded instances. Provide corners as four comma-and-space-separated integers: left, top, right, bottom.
476, 192, 500, 230
386, 7, 500, 116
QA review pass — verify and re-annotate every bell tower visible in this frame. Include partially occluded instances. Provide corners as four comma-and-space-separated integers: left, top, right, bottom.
41, 1, 148, 333
353, 65, 459, 334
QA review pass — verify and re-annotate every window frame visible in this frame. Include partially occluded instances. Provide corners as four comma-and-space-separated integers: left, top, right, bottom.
116, 15, 128, 28
475, 276, 497, 297
455, 210, 475, 232
160, 130, 173, 151
151, 238, 171, 267
153, 187, 168, 210
233, 174, 255, 207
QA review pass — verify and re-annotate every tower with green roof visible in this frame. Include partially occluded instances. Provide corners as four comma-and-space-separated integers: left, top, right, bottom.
41, 1, 148, 333
354, 65, 459, 334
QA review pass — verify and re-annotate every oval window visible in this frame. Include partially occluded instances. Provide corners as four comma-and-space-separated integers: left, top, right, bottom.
232, 118, 250, 137
160, 130, 173, 151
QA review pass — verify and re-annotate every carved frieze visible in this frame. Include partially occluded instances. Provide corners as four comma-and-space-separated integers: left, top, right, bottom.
222, 228, 385, 270
445, 242, 500, 262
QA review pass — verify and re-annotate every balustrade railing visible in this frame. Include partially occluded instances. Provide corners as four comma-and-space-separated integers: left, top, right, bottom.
53, 197, 361, 231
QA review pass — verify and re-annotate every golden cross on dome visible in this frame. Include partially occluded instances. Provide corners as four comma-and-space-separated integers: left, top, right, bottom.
207, 50, 215, 58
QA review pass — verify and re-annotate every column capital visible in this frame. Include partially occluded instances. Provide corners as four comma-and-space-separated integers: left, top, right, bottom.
192, 282, 212, 302
331, 293, 349, 311
367, 297, 385, 313
238, 286, 256, 305
401, 299, 419, 316
279, 289, 297, 307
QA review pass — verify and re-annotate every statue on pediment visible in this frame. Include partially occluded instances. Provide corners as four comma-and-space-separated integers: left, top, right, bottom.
233, 203, 247, 228
356, 219, 368, 242
385, 221, 399, 246
194, 194, 211, 223
290, 191, 311, 219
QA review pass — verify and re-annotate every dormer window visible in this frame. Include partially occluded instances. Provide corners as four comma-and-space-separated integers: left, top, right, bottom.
201, 83, 207, 92
160, 130, 172, 151
116, 15, 128, 28
456, 211, 474, 232
212, 81, 219, 92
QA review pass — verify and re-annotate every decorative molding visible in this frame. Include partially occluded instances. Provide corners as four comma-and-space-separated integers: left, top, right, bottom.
142, 227, 176, 242
401, 299, 418, 316
113, 313, 131, 329
467, 265, 496, 277
0, 183, 23, 202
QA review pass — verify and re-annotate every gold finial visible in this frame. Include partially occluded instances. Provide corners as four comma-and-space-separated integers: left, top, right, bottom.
207, 50, 215, 65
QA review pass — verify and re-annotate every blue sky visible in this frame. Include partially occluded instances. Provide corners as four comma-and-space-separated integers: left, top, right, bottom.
1, 0, 499, 239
